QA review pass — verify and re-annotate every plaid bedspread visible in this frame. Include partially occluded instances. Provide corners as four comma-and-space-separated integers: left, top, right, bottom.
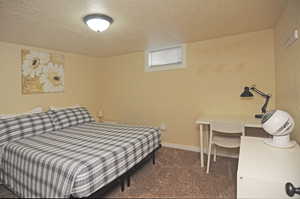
0, 122, 161, 198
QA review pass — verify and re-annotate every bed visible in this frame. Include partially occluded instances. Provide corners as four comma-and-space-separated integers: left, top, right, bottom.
0, 108, 161, 198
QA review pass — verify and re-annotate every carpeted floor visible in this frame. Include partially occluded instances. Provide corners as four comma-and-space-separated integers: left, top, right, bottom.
0, 147, 238, 198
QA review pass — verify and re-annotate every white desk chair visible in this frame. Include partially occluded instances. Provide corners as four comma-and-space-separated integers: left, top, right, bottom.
206, 121, 245, 173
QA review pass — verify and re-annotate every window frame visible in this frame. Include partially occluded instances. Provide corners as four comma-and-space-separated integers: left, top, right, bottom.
144, 44, 186, 72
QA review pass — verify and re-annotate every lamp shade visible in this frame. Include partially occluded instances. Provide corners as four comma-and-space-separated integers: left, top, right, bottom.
240, 87, 254, 97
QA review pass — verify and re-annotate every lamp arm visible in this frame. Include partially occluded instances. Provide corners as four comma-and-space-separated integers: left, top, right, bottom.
250, 86, 271, 114
250, 87, 271, 97
261, 95, 270, 113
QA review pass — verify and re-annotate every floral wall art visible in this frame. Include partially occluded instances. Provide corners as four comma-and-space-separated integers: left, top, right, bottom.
21, 49, 64, 94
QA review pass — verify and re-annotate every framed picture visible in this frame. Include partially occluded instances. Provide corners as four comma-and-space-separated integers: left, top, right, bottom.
21, 49, 64, 94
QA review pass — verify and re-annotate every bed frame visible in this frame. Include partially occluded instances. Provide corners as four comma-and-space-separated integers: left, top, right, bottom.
2, 145, 161, 199
82, 144, 161, 198
2, 146, 160, 199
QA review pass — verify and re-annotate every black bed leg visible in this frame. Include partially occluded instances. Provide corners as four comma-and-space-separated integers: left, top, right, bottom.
152, 151, 156, 165
120, 178, 125, 192
127, 175, 130, 187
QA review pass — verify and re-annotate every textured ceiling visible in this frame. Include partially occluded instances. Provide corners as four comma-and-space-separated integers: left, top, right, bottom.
0, 0, 286, 57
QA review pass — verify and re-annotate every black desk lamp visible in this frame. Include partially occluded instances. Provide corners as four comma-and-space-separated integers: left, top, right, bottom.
240, 85, 271, 119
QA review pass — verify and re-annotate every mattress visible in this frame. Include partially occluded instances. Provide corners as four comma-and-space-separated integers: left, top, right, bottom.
0, 122, 161, 198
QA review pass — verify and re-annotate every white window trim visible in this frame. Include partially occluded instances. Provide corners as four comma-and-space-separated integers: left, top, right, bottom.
145, 44, 186, 72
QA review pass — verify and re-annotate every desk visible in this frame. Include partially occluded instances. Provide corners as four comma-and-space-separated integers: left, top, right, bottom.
195, 116, 262, 167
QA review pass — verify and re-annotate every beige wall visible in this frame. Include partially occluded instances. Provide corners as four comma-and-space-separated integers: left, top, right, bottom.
0, 29, 277, 148
0, 41, 101, 117
275, 0, 300, 142
99, 30, 276, 147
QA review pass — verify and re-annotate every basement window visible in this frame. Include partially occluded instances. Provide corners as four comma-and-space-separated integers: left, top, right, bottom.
145, 44, 186, 72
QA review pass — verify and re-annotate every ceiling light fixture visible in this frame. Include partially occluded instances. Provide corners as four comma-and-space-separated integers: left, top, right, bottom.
83, 14, 113, 32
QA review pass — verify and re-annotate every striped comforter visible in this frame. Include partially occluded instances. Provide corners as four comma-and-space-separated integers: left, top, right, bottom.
0, 122, 161, 198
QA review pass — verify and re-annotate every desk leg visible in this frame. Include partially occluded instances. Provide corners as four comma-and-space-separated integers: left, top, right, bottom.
206, 125, 209, 155
199, 124, 204, 167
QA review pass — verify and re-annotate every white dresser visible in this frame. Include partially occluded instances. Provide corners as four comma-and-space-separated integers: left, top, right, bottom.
237, 136, 300, 199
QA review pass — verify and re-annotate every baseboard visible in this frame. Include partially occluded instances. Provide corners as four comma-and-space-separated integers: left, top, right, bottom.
162, 142, 200, 152
161, 142, 238, 159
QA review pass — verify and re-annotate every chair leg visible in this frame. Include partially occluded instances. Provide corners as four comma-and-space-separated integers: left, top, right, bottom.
206, 143, 212, 173
213, 145, 217, 162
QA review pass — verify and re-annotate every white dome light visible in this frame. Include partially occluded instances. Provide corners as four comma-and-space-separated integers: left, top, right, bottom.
83, 14, 113, 32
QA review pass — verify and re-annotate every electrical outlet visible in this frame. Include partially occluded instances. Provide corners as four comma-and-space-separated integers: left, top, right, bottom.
160, 123, 167, 131
285, 29, 299, 48
98, 110, 103, 118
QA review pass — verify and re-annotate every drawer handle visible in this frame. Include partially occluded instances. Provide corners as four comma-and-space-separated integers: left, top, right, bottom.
286, 182, 300, 197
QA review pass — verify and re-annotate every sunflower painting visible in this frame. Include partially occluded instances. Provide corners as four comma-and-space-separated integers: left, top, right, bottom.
21, 49, 64, 94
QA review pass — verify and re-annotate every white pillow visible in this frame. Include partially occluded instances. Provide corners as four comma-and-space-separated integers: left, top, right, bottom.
0, 107, 43, 119
49, 105, 80, 111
